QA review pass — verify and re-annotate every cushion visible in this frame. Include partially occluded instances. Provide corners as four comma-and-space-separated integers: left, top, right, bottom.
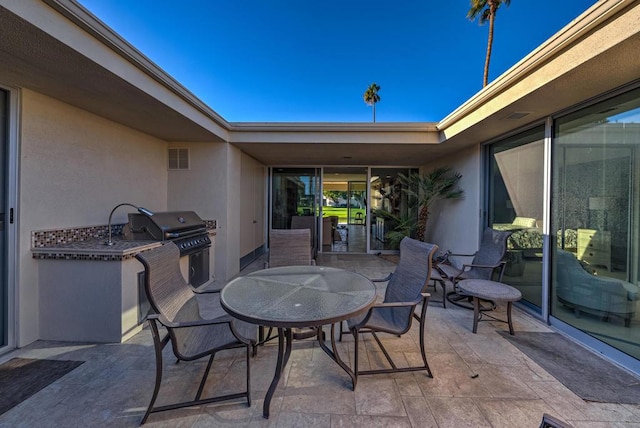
512, 217, 537, 228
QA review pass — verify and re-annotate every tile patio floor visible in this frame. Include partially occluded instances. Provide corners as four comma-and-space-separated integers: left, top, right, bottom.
2, 253, 640, 427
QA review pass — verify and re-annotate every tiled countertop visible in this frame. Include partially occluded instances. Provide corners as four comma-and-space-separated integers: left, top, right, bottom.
32, 238, 162, 261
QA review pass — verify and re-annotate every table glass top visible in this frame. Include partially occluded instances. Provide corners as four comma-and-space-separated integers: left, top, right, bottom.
220, 266, 376, 327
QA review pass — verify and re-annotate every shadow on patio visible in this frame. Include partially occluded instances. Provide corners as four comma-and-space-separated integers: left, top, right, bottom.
1, 253, 639, 427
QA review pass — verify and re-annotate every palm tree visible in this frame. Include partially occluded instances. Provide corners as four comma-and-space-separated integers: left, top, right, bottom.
468, 0, 511, 87
399, 167, 464, 242
363, 83, 381, 122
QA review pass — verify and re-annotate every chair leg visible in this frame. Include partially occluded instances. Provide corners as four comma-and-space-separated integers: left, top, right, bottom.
353, 329, 359, 383
246, 343, 252, 406
141, 319, 165, 425
195, 353, 216, 401
418, 298, 433, 378
472, 297, 480, 333
507, 302, 515, 335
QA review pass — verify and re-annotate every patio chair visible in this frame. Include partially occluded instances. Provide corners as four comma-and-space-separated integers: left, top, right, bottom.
436, 227, 512, 309
266, 228, 316, 268
263, 228, 316, 340
341, 237, 438, 381
136, 243, 257, 425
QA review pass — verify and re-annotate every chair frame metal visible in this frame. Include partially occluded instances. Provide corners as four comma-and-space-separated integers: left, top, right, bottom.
136, 243, 255, 425
340, 238, 438, 381
437, 228, 512, 309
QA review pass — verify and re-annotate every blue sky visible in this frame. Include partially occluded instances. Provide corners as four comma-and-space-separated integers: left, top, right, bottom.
77, 0, 596, 123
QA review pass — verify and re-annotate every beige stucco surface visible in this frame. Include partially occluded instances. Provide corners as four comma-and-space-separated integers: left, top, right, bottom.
19, 90, 167, 345
423, 145, 482, 255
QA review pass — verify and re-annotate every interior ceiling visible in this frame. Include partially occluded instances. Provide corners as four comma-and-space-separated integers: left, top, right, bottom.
0, 6, 224, 142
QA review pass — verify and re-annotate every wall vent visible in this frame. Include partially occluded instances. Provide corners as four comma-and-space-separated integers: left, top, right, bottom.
503, 111, 531, 120
168, 148, 189, 170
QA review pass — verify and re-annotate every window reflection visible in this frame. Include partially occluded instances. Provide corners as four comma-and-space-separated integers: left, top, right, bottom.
488, 126, 545, 309
552, 87, 640, 360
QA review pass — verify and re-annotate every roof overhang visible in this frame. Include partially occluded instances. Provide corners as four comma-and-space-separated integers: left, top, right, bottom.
438, 0, 640, 148
0, 0, 229, 142
227, 122, 442, 165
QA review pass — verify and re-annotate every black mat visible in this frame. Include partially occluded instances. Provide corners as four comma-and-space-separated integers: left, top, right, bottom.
500, 331, 640, 404
0, 358, 84, 415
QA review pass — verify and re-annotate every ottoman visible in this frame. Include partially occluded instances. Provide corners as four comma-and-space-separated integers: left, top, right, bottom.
457, 279, 522, 335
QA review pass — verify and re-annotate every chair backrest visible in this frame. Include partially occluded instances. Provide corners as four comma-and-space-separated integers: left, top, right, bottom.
291, 215, 317, 255
268, 228, 313, 268
135, 243, 195, 323
469, 227, 512, 280
384, 238, 438, 319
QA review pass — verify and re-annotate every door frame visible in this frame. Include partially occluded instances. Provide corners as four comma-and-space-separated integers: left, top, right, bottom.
1, 84, 19, 354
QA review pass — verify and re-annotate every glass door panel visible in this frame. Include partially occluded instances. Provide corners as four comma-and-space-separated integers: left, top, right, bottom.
370, 168, 417, 251
552, 87, 640, 360
347, 181, 366, 225
270, 168, 319, 252
0, 90, 7, 348
322, 167, 367, 253
488, 126, 545, 310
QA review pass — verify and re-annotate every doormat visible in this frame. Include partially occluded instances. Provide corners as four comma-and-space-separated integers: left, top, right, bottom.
0, 358, 84, 415
500, 331, 640, 404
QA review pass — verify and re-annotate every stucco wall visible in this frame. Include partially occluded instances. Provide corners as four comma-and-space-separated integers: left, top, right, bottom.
167, 141, 229, 281
225, 146, 243, 280
423, 144, 482, 255
19, 89, 167, 346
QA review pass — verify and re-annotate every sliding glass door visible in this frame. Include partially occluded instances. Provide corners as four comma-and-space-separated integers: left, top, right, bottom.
552, 87, 640, 360
487, 126, 545, 310
0, 89, 8, 349
270, 167, 320, 249
322, 167, 367, 253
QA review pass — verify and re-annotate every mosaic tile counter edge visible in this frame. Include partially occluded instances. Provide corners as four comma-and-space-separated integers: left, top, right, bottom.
31, 221, 216, 261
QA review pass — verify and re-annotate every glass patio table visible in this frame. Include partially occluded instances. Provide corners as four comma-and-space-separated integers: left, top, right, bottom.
220, 265, 377, 418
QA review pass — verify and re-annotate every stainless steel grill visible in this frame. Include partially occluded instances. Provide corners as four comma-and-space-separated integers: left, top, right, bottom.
123, 210, 211, 256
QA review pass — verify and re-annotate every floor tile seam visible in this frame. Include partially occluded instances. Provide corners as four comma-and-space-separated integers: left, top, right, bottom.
466, 395, 531, 428
426, 395, 493, 428
538, 395, 587, 423
399, 394, 437, 428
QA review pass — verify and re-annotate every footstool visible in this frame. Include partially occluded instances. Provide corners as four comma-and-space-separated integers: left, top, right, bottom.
456, 279, 522, 335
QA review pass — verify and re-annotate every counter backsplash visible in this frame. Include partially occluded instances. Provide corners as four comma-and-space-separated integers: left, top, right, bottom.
32, 219, 217, 249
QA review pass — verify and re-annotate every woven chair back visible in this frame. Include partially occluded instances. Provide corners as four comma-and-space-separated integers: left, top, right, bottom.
269, 228, 313, 267
383, 238, 438, 325
469, 228, 512, 279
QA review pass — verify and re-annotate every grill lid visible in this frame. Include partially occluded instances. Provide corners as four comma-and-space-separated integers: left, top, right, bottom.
124, 211, 206, 241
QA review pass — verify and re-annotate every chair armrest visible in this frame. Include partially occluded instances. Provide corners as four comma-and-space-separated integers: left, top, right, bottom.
370, 272, 393, 283
191, 278, 223, 294
450, 252, 476, 257
372, 298, 422, 308
149, 312, 232, 329
461, 262, 503, 270
192, 286, 221, 294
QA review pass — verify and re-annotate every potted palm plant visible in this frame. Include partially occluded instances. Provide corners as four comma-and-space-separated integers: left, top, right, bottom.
378, 167, 464, 248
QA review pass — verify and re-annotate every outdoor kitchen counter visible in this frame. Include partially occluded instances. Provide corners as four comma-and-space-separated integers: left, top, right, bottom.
32, 229, 216, 344
31, 238, 162, 261
32, 228, 217, 260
